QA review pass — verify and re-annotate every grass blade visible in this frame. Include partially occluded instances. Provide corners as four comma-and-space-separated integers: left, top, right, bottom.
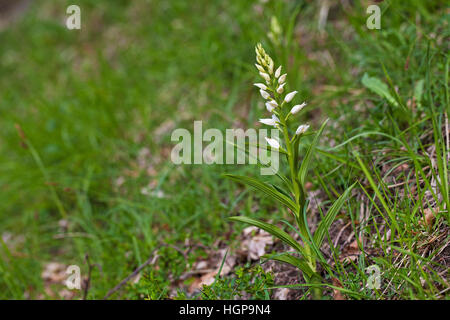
224, 174, 299, 213
298, 119, 329, 186
228, 216, 305, 256
263, 252, 314, 279
313, 182, 356, 247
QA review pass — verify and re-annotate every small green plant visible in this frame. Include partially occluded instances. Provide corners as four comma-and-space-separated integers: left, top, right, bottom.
225, 43, 356, 298
130, 271, 170, 300
201, 265, 274, 300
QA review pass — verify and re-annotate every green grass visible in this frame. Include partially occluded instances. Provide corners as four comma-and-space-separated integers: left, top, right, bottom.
0, 0, 448, 299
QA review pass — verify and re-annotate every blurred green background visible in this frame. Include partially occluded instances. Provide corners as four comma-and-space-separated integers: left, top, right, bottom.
0, 0, 448, 299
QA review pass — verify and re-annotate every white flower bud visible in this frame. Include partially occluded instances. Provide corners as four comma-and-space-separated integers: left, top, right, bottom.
259, 115, 279, 127
260, 90, 270, 100
268, 58, 274, 74
284, 91, 298, 103
267, 100, 278, 109
255, 64, 265, 73
276, 83, 286, 94
278, 73, 287, 84
290, 102, 307, 114
265, 102, 275, 112
272, 114, 279, 124
275, 66, 282, 78
265, 137, 280, 150
259, 72, 271, 83
295, 124, 310, 135
254, 83, 267, 90
259, 118, 276, 126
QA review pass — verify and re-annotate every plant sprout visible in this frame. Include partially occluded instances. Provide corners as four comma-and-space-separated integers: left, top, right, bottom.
225, 43, 355, 298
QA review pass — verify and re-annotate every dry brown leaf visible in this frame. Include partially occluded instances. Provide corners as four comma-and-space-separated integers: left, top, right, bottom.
186, 248, 237, 293
58, 289, 77, 300
273, 288, 290, 300
241, 226, 274, 260
422, 208, 437, 227
332, 278, 346, 300
40, 262, 79, 300
217, 248, 236, 276
339, 254, 359, 263
154, 120, 175, 141
41, 262, 67, 283
339, 238, 362, 263
194, 260, 208, 270
349, 239, 360, 251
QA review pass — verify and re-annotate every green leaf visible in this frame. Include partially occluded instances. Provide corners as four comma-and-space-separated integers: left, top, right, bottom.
354, 152, 400, 233
313, 182, 357, 247
298, 119, 329, 186
228, 216, 305, 255
413, 79, 424, 109
275, 172, 295, 195
270, 183, 291, 199
316, 148, 359, 170
263, 252, 314, 278
224, 174, 298, 213
361, 73, 398, 107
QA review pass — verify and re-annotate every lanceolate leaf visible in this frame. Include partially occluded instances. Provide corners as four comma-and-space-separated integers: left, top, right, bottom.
361, 73, 399, 107
228, 216, 305, 255
224, 174, 298, 213
263, 252, 314, 279
275, 172, 295, 194
313, 182, 357, 247
298, 119, 329, 186
270, 183, 291, 199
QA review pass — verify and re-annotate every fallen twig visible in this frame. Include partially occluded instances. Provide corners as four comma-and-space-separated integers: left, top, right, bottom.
103, 249, 159, 300
103, 244, 187, 299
